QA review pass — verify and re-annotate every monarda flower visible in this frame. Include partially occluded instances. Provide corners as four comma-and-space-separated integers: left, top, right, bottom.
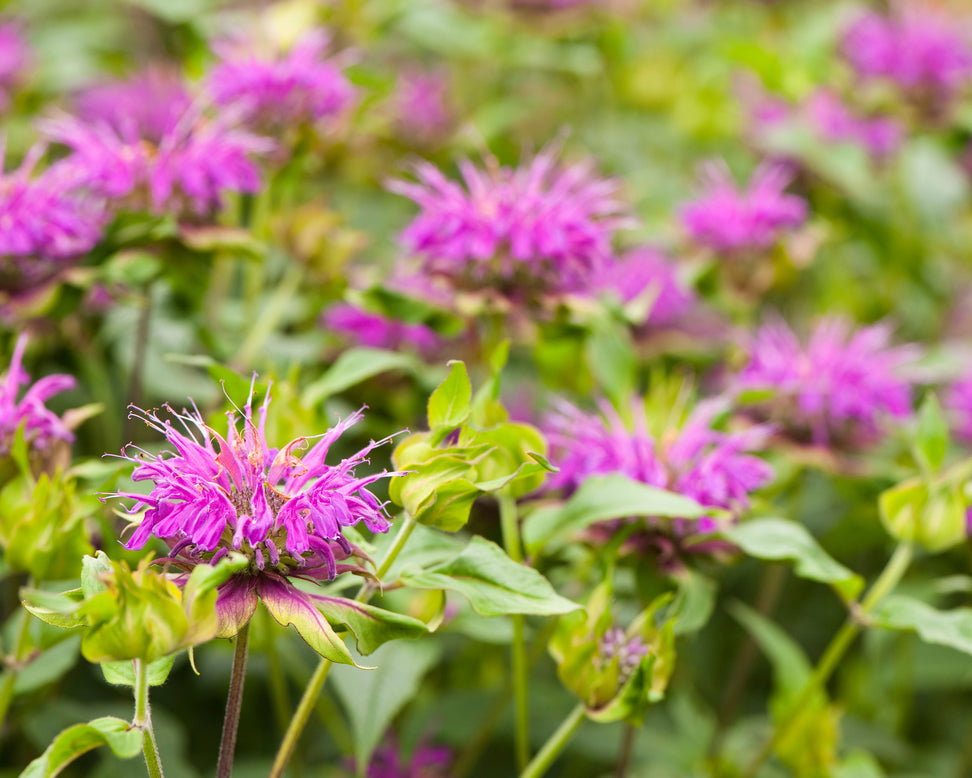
111, 385, 410, 661
206, 29, 354, 129
595, 247, 694, 327
40, 74, 272, 219
802, 89, 902, 158
680, 160, 807, 256
388, 146, 632, 300
841, 5, 972, 108
736, 316, 916, 448
392, 69, 453, 145
0, 143, 105, 292
543, 395, 773, 565
1, 334, 76, 458
945, 370, 972, 444
0, 21, 30, 113
322, 303, 442, 356
357, 733, 452, 778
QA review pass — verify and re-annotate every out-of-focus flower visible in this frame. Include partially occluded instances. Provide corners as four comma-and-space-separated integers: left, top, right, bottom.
598, 627, 651, 685
41, 106, 271, 219
393, 69, 452, 144
595, 247, 694, 326
803, 89, 902, 158
358, 733, 452, 778
207, 29, 354, 129
736, 316, 916, 447
842, 5, 972, 104
1, 334, 76, 457
0, 143, 105, 291
0, 21, 30, 113
322, 303, 442, 355
945, 369, 972, 444
544, 396, 773, 530
388, 146, 632, 299
680, 161, 807, 255
110, 382, 404, 658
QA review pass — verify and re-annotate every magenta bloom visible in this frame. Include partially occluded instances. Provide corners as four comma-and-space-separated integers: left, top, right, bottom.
595, 247, 693, 325
544, 396, 773, 531
945, 370, 972, 444
680, 161, 807, 255
598, 628, 650, 684
388, 146, 631, 297
0, 144, 105, 290
842, 6, 972, 102
207, 29, 354, 128
1, 334, 76, 457
737, 317, 916, 447
0, 22, 29, 113
363, 734, 452, 778
112, 384, 404, 651
393, 69, 452, 144
323, 303, 441, 355
804, 90, 902, 158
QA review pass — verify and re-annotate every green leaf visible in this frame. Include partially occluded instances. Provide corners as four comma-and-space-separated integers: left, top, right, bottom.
670, 569, 717, 635
915, 394, 949, 473
720, 518, 864, 601
18, 716, 143, 778
330, 640, 441, 772
400, 537, 580, 617
21, 589, 85, 630
99, 655, 176, 687
427, 361, 472, 431
872, 595, 972, 656
301, 348, 419, 408
522, 473, 706, 556
311, 596, 431, 655
12, 635, 81, 695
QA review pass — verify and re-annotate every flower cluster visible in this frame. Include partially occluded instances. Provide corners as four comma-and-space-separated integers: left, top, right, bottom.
1, 334, 76, 457
323, 303, 442, 355
597, 627, 651, 686
362, 735, 452, 778
803, 90, 902, 158
0, 21, 29, 113
680, 161, 807, 255
207, 30, 354, 129
596, 247, 694, 326
393, 69, 452, 144
389, 146, 631, 298
736, 316, 916, 447
841, 5, 972, 104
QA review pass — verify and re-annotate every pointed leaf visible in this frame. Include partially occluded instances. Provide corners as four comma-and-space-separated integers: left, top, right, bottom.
915, 394, 949, 473
872, 595, 972, 655
400, 537, 580, 617
311, 596, 431, 655
19, 716, 143, 778
302, 348, 419, 408
427, 361, 472, 431
99, 655, 176, 687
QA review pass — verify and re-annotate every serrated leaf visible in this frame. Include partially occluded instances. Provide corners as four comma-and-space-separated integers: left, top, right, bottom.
522, 473, 706, 555
720, 519, 863, 601
18, 716, 143, 778
400, 537, 580, 617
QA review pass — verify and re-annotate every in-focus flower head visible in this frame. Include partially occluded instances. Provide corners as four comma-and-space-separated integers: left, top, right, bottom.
0, 21, 30, 113
1, 334, 76, 457
736, 316, 917, 447
0, 142, 105, 291
544, 393, 773, 538
595, 247, 694, 326
680, 160, 807, 255
207, 29, 354, 128
323, 303, 441, 356
842, 4, 972, 102
388, 144, 632, 299
41, 104, 272, 218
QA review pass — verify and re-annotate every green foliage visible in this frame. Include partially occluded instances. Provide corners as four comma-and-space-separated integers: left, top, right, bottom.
18, 716, 143, 778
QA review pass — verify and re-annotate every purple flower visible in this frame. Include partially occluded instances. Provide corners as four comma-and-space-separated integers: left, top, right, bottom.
206, 29, 354, 128
544, 396, 773, 531
736, 316, 917, 447
0, 143, 105, 291
111, 382, 403, 645
842, 5, 972, 103
393, 69, 452, 144
1, 334, 76, 457
598, 627, 650, 685
388, 145, 632, 298
362, 733, 452, 778
41, 104, 272, 219
0, 22, 30, 113
680, 161, 807, 255
595, 247, 694, 325
804, 89, 902, 158
945, 369, 972, 444
322, 303, 442, 355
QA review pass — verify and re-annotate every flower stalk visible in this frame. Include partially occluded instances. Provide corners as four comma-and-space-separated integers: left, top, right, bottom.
499, 492, 530, 771
519, 704, 586, 778
133, 659, 165, 778
216, 622, 251, 778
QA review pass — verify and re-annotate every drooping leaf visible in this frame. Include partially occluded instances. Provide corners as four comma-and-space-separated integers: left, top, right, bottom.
720, 518, 864, 601
872, 595, 972, 656
400, 537, 580, 617
311, 596, 431, 655
18, 716, 143, 778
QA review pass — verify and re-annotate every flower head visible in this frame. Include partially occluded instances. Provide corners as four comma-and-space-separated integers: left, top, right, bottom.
360, 733, 452, 778
207, 29, 354, 128
595, 247, 694, 326
0, 143, 105, 291
803, 89, 902, 158
842, 5, 972, 102
597, 627, 651, 686
393, 69, 452, 144
736, 316, 917, 447
945, 369, 972, 444
388, 146, 631, 298
0, 22, 30, 113
1, 334, 76, 457
323, 303, 442, 356
680, 160, 807, 255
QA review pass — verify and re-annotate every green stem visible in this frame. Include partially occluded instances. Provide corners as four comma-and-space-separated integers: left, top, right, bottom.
499, 493, 529, 771
216, 623, 250, 778
272, 513, 418, 776
134, 659, 165, 778
616, 724, 637, 778
233, 264, 304, 370
269, 658, 332, 778
0, 601, 33, 734
519, 704, 586, 778
742, 543, 913, 777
